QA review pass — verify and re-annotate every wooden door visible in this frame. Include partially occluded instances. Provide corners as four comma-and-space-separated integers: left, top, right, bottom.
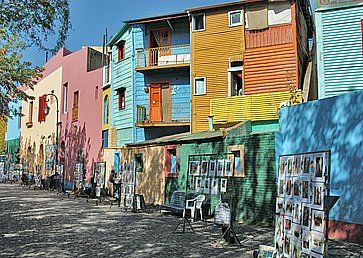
161, 83, 172, 122
149, 84, 162, 122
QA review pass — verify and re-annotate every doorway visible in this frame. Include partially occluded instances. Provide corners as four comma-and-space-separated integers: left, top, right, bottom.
149, 83, 171, 122
149, 29, 171, 66
229, 61, 243, 96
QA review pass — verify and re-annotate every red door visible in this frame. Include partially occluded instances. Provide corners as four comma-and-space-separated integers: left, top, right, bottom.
150, 84, 162, 122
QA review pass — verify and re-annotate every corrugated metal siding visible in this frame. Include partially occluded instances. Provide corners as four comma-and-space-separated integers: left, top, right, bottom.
210, 90, 302, 124
245, 24, 293, 49
191, 5, 245, 133
244, 43, 298, 94
316, 6, 363, 98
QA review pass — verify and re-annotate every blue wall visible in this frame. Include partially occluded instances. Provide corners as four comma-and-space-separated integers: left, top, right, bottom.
276, 90, 363, 225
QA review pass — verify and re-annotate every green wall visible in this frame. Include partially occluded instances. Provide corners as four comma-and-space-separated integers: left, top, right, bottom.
175, 130, 277, 226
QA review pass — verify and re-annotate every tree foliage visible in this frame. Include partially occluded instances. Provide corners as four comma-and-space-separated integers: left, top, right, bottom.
0, 0, 71, 117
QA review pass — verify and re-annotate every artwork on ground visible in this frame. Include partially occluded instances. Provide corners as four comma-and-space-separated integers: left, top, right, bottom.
275, 151, 329, 258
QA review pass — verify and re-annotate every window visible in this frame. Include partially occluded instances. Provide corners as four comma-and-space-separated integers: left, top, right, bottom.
192, 13, 205, 31
229, 10, 243, 27
117, 88, 126, 110
95, 86, 99, 100
229, 61, 243, 96
28, 101, 33, 122
117, 41, 125, 62
102, 130, 108, 148
194, 77, 206, 95
135, 154, 143, 172
18, 107, 22, 129
73, 91, 79, 108
38, 95, 46, 123
63, 83, 68, 113
103, 95, 109, 125
165, 147, 178, 176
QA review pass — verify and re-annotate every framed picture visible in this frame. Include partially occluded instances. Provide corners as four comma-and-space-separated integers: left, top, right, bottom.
286, 177, 293, 197
275, 214, 284, 245
292, 202, 301, 224
302, 204, 311, 229
309, 157, 315, 175
301, 251, 311, 258
285, 199, 293, 217
313, 155, 325, 182
211, 178, 218, 195
204, 178, 210, 193
292, 239, 302, 258
189, 161, 200, 176
303, 156, 310, 175
189, 176, 195, 190
311, 231, 325, 255
225, 159, 233, 177
293, 177, 301, 200
220, 178, 227, 193
302, 230, 311, 253
285, 217, 292, 233
201, 161, 209, 176
209, 160, 217, 177
279, 156, 286, 179
287, 158, 293, 175
276, 197, 284, 214
284, 234, 291, 257
311, 209, 325, 233
195, 177, 201, 192
278, 178, 285, 197
293, 155, 301, 176
291, 223, 301, 242
312, 182, 324, 210
217, 160, 225, 177
301, 177, 310, 202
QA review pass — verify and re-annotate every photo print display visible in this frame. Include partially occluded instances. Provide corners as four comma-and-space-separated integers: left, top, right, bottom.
279, 156, 286, 178
285, 217, 292, 233
293, 202, 301, 224
311, 209, 325, 233
293, 155, 301, 176
312, 182, 324, 210
217, 160, 224, 177
291, 223, 301, 242
314, 155, 325, 182
302, 230, 311, 253
209, 160, 216, 177
311, 231, 325, 255
204, 178, 210, 193
211, 178, 218, 195
220, 178, 227, 193
190, 161, 200, 176
285, 199, 293, 217
225, 159, 233, 177
286, 177, 293, 197
276, 197, 284, 214
284, 234, 291, 257
201, 161, 209, 176
287, 158, 293, 176
275, 214, 284, 253
302, 204, 311, 229
195, 177, 201, 192
278, 178, 285, 197
292, 240, 302, 258
293, 177, 301, 200
303, 156, 310, 175
301, 178, 310, 202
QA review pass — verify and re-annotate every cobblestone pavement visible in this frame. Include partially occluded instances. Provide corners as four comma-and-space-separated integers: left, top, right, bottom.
0, 184, 362, 257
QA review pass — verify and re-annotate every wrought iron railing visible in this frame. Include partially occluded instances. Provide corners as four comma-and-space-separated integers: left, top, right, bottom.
136, 101, 190, 124
136, 44, 190, 69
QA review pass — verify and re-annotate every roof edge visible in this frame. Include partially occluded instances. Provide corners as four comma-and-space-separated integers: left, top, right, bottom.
108, 23, 130, 46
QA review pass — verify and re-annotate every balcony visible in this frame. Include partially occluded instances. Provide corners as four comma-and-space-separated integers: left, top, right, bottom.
103, 65, 111, 87
210, 90, 302, 125
135, 44, 190, 72
72, 106, 78, 122
136, 102, 190, 127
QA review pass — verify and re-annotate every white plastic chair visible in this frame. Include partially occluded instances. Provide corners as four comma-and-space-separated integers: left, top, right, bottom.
183, 194, 206, 222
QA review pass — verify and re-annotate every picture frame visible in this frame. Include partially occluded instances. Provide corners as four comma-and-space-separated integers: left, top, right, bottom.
189, 176, 195, 190
275, 214, 284, 245
278, 178, 285, 197
201, 161, 209, 176
293, 177, 301, 201
211, 178, 218, 195
293, 155, 301, 176
302, 230, 311, 253
285, 199, 293, 217
189, 161, 200, 176
311, 209, 325, 233
284, 234, 291, 257
287, 158, 293, 176
285, 217, 292, 234
312, 182, 324, 210
301, 177, 310, 202
286, 177, 293, 197
301, 251, 311, 258
195, 177, 201, 192
279, 156, 286, 179
313, 155, 325, 182
220, 178, 227, 193
225, 159, 233, 177
292, 239, 302, 258
303, 156, 310, 175
204, 178, 210, 193
302, 204, 311, 229
217, 160, 225, 177
292, 202, 301, 224
209, 160, 217, 177
311, 231, 325, 255
276, 197, 284, 214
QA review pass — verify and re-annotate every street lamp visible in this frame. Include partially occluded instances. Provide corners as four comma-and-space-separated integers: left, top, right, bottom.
44, 93, 60, 189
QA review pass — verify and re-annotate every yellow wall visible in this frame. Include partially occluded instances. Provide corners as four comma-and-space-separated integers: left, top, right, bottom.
102, 87, 111, 131
191, 4, 245, 132
0, 117, 7, 154
20, 68, 62, 176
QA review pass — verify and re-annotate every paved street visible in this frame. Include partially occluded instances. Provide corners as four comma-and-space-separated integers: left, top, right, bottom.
0, 184, 362, 257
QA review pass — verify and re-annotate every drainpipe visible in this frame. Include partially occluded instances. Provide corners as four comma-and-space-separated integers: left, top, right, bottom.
187, 11, 193, 134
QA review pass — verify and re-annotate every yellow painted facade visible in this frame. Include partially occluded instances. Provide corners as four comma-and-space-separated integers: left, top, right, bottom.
102, 87, 111, 131
190, 4, 245, 133
0, 117, 7, 154
210, 90, 302, 125
20, 67, 62, 176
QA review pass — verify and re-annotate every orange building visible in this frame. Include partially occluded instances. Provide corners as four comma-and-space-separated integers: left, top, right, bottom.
188, 1, 313, 132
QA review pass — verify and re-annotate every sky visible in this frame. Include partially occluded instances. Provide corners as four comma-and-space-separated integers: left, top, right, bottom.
25, 0, 235, 67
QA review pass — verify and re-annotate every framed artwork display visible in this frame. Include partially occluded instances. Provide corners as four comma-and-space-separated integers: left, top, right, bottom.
225, 159, 233, 177
189, 161, 200, 176
209, 160, 216, 177
201, 161, 209, 176
220, 178, 227, 193
217, 160, 224, 177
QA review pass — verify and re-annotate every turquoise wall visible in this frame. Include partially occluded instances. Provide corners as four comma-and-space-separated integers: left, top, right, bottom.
315, 5, 363, 99
276, 90, 363, 225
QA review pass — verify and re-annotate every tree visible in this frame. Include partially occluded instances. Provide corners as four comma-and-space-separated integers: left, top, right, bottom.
0, 0, 71, 117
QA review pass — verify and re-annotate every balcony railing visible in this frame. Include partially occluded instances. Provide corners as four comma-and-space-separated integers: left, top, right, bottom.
136, 101, 190, 125
103, 65, 111, 86
210, 90, 302, 124
72, 106, 79, 122
136, 44, 190, 69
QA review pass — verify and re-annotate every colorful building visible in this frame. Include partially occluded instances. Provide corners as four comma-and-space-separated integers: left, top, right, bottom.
20, 47, 104, 184
276, 90, 363, 244
5, 101, 21, 170
188, 0, 313, 132
0, 117, 7, 155
315, 1, 363, 98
